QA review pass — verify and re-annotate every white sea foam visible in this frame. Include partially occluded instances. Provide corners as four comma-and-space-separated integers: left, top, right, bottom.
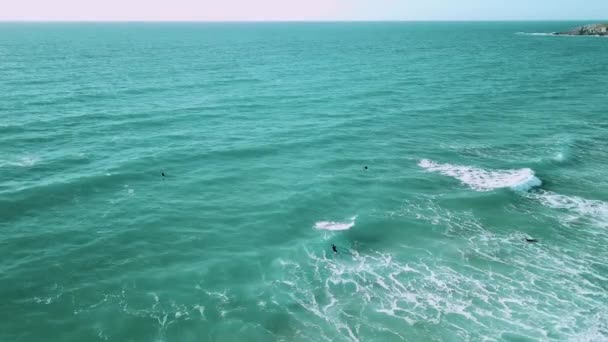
274, 236, 608, 341
314, 216, 357, 231
532, 191, 608, 228
419, 159, 541, 192
396, 197, 487, 236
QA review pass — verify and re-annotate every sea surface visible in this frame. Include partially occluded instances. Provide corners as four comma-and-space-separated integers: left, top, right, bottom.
1, 22, 608, 341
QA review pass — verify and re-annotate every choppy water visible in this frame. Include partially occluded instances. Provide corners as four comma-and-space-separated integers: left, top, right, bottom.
1, 22, 608, 341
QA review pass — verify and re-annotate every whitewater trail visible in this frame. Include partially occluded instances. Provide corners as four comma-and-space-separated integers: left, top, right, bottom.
530, 190, 608, 228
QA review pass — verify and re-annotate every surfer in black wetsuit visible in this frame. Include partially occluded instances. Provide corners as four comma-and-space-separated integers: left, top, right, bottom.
525, 238, 538, 243
161, 172, 166, 177
364, 166, 368, 170
332, 244, 338, 253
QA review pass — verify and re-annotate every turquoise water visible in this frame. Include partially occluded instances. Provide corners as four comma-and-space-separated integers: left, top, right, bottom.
1, 22, 608, 341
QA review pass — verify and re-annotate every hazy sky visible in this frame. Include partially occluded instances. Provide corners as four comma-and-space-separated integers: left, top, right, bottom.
1, 0, 607, 21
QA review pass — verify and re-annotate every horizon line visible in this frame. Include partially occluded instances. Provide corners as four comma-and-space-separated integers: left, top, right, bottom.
1, 19, 606, 23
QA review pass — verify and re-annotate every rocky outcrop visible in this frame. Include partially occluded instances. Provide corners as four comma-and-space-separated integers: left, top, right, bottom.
556, 23, 608, 36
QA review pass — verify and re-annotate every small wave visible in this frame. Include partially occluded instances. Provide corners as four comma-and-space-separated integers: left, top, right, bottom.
0, 156, 39, 168
314, 216, 357, 231
516, 32, 556, 37
419, 159, 542, 192
552, 152, 565, 162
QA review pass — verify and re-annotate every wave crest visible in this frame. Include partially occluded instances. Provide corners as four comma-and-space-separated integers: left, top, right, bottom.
419, 159, 542, 192
314, 216, 357, 231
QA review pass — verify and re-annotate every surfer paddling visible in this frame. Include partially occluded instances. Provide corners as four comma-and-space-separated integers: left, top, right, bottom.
332, 244, 338, 253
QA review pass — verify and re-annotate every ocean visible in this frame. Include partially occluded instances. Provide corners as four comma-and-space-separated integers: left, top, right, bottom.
1, 22, 607, 341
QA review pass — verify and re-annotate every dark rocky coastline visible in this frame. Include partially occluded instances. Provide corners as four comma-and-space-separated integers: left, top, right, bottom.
555, 23, 608, 36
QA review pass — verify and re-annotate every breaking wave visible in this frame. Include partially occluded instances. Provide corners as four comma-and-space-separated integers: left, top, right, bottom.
419, 159, 542, 192
314, 216, 357, 231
